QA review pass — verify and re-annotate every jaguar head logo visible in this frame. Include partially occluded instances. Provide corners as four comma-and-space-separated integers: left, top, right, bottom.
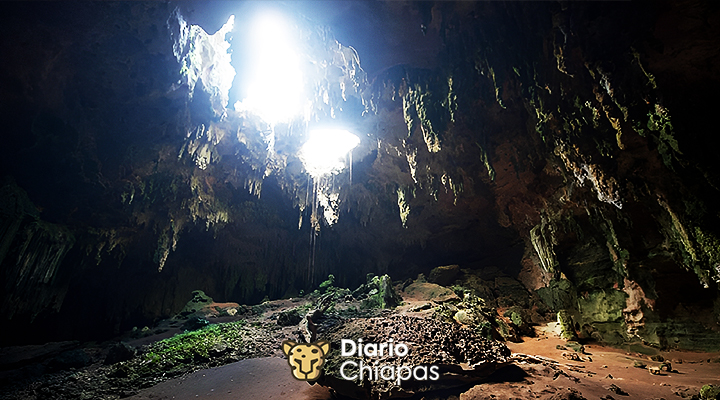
282, 340, 330, 381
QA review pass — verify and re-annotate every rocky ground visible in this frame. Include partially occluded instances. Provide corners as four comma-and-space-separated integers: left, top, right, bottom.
1, 270, 719, 400
495, 328, 720, 400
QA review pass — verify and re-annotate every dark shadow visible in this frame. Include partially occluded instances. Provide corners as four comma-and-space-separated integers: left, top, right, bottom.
484, 364, 528, 383
407, 383, 477, 400
328, 364, 529, 399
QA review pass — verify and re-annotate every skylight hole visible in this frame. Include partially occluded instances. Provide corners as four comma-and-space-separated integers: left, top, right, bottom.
234, 11, 308, 125
300, 129, 360, 178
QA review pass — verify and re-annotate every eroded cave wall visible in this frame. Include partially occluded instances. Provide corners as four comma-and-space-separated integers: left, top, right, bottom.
401, 0, 720, 349
0, 2, 322, 343
0, 1, 719, 348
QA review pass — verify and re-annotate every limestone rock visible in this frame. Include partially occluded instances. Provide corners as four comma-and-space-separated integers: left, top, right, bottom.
557, 310, 578, 340
428, 264, 460, 286
178, 290, 214, 317
354, 274, 403, 309
276, 308, 303, 326
103, 342, 136, 365
403, 282, 459, 303
494, 276, 532, 308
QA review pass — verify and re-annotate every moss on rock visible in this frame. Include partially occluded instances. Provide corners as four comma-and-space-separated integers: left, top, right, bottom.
356, 274, 402, 309
114, 321, 245, 379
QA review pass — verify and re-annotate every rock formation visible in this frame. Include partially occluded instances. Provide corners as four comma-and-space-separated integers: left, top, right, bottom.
0, 1, 719, 352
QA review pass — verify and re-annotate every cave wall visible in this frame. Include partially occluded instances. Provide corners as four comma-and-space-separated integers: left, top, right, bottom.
417, 0, 720, 349
1, 1, 719, 348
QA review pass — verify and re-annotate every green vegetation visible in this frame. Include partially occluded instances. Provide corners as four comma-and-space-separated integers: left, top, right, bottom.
312, 274, 350, 303
358, 274, 402, 309
114, 321, 245, 378
646, 104, 681, 170
319, 274, 335, 291
701, 384, 720, 400
504, 307, 524, 327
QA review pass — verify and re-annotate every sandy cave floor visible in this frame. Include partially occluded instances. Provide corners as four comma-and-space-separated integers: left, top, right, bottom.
124, 297, 720, 400
125, 357, 332, 400
123, 332, 720, 400
477, 329, 720, 400
122, 327, 720, 400
2, 292, 719, 400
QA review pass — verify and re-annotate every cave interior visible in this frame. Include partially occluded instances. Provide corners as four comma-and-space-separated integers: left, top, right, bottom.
1, 1, 720, 399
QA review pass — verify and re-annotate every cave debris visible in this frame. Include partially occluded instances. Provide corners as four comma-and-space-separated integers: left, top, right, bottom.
606, 383, 629, 396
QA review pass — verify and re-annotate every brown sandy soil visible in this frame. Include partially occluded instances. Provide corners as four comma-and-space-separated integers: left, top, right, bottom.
127, 357, 331, 400
121, 322, 720, 400
4, 290, 717, 400
123, 287, 720, 400
398, 285, 720, 399
461, 324, 720, 400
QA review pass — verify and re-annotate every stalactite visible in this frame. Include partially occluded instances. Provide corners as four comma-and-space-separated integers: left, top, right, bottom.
2, 220, 75, 319
0, 183, 38, 267
530, 216, 559, 276
396, 187, 411, 228
1, 182, 76, 319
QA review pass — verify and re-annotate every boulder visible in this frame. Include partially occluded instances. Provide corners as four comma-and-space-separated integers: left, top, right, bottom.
354, 274, 402, 309
403, 282, 459, 303
428, 264, 460, 286
276, 308, 303, 326
177, 290, 214, 317
103, 342, 136, 365
177, 290, 240, 319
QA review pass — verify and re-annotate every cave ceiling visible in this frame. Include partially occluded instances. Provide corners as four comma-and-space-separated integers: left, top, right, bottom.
1, 1, 720, 344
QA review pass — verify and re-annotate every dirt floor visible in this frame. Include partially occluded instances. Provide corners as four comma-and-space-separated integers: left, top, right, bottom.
126, 357, 331, 400
483, 326, 720, 400
2, 290, 719, 400
124, 319, 720, 400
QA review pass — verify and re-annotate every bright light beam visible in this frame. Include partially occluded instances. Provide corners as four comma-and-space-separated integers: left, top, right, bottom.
300, 129, 360, 178
236, 11, 305, 124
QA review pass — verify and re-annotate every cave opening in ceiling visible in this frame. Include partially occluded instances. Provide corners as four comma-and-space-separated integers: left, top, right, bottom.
233, 10, 308, 125
171, 10, 236, 116
172, 4, 369, 233
300, 127, 360, 252
300, 128, 360, 179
